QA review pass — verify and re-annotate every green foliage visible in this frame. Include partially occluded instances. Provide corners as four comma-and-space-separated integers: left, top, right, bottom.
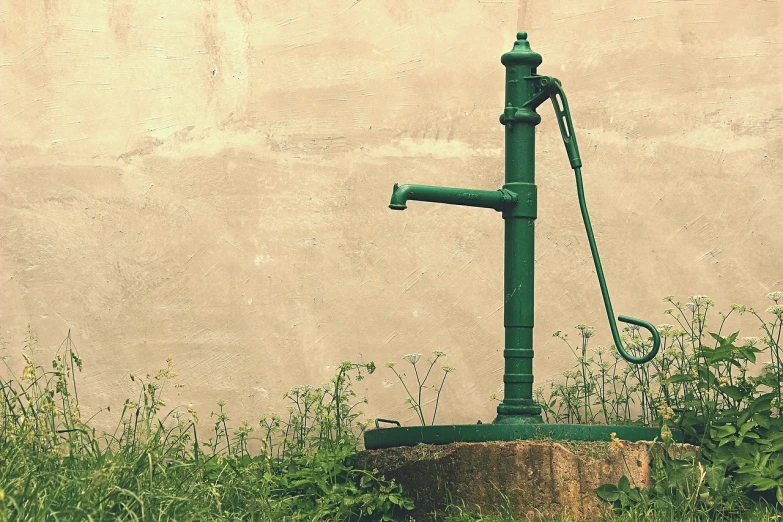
594, 436, 778, 520
595, 476, 643, 512
384, 351, 455, 426
444, 486, 780, 521
0, 331, 411, 521
538, 293, 783, 518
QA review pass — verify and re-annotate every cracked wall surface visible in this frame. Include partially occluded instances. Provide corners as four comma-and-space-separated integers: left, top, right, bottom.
1, 0, 781, 427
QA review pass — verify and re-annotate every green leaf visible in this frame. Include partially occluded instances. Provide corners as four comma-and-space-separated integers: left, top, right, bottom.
739, 421, 757, 437
710, 331, 739, 347
628, 489, 642, 503
595, 484, 620, 502
704, 346, 737, 365
665, 374, 695, 384
713, 425, 737, 438
750, 392, 776, 415
618, 475, 631, 493
748, 477, 779, 491
697, 367, 719, 387
738, 346, 760, 364
720, 385, 745, 402
704, 464, 727, 489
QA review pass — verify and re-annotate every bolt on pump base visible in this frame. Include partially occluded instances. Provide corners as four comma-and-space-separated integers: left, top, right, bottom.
365, 32, 672, 450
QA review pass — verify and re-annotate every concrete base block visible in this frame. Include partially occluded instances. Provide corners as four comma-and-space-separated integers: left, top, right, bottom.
357, 440, 697, 521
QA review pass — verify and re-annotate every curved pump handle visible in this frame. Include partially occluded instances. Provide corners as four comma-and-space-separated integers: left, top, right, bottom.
545, 78, 661, 364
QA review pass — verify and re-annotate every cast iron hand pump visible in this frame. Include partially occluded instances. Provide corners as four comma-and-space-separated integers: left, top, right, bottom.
367, 32, 668, 447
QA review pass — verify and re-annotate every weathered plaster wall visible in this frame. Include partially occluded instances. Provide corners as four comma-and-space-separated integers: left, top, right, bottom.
1, 1, 781, 426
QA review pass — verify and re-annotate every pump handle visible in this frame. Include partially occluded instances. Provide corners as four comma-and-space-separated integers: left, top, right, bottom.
547, 80, 661, 364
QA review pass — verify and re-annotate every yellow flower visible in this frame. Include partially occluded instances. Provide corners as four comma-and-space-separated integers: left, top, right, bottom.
657, 402, 675, 421
21, 354, 36, 382
610, 432, 625, 449
188, 407, 199, 425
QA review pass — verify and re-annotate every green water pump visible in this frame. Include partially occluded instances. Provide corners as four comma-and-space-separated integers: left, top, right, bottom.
365, 32, 669, 449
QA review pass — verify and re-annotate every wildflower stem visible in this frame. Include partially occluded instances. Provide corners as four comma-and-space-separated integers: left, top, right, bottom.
431, 371, 449, 426
389, 367, 425, 425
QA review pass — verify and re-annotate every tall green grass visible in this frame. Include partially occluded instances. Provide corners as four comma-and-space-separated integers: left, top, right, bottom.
0, 330, 410, 521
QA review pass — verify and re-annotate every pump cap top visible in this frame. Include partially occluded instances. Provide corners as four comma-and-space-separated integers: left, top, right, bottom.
501, 31, 543, 67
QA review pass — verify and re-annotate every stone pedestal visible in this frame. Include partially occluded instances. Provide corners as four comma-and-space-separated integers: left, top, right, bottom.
357, 440, 697, 521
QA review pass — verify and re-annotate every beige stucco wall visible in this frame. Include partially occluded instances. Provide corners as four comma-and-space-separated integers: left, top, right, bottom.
1, 1, 781, 427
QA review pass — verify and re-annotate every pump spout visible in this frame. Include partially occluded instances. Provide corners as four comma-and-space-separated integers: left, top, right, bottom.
389, 183, 517, 212
389, 183, 413, 210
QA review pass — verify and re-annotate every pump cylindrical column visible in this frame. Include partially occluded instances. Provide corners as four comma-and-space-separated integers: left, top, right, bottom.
494, 32, 543, 423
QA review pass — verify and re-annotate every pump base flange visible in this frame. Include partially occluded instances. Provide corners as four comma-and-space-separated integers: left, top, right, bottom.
363, 423, 677, 450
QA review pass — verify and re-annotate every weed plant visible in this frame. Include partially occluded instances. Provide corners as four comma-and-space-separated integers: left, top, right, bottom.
438, 483, 780, 521
0, 329, 412, 521
384, 352, 455, 426
442, 502, 781, 522
535, 294, 783, 519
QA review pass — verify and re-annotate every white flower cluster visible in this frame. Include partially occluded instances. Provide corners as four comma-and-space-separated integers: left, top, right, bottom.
766, 291, 782, 303
575, 324, 596, 338
688, 295, 713, 305
402, 353, 422, 364
766, 304, 783, 318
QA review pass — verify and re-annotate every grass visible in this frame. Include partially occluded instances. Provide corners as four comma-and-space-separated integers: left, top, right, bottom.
0, 331, 409, 521
437, 483, 782, 521
442, 506, 783, 521
2, 293, 782, 520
